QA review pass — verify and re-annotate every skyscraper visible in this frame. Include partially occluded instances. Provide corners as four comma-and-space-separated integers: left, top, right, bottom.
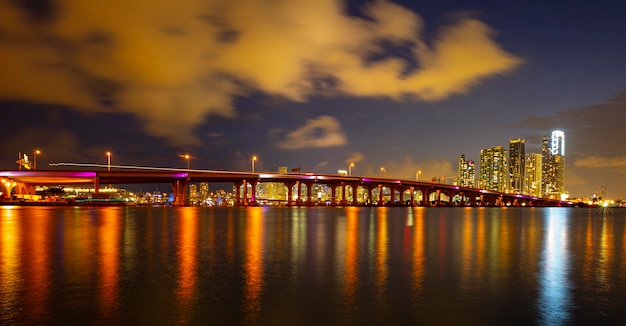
189, 183, 198, 203
542, 130, 565, 198
458, 154, 476, 188
480, 146, 507, 192
508, 139, 525, 194
524, 153, 542, 197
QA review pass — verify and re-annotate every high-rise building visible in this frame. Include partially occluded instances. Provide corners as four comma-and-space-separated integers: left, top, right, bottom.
480, 146, 507, 192
524, 153, 542, 197
189, 183, 198, 202
542, 130, 565, 198
199, 182, 209, 201
508, 139, 525, 194
258, 166, 289, 201
458, 154, 475, 188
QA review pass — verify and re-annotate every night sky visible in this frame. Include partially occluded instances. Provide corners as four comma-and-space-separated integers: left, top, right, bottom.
2, 0, 626, 198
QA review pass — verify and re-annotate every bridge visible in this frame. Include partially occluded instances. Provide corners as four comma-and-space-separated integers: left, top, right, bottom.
0, 166, 571, 207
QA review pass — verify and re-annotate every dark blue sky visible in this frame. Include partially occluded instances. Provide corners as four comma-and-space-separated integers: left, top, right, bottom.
1, 0, 626, 198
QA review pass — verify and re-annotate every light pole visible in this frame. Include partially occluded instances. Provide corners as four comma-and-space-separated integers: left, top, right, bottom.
416, 170, 421, 181
106, 152, 111, 171
34, 150, 41, 170
349, 163, 354, 176
380, 166, 385, 178
184, 154, 190, 170
252, 156, 257, 173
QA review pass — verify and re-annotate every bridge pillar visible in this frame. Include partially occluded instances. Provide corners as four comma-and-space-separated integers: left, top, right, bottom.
354, 183, 361, 205
378, 185, 384, 205
341, 182, 346, 205
409, 187, 415, 206
171, 179, 189, 206
296, 181, 301, 205
1, 181, 10, 199
94, 176, 100, 193
233, 181, 241, 206
249, 180, 258, 205
304, 182, 314, 205
284, 182, 296, 206
330, 184, 337, 206
242, 180, 248, 206
469, 194, 477, 207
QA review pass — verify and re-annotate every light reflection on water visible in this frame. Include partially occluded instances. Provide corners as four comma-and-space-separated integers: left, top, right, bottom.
538, 208, 571, 325
1, 206, 626, 325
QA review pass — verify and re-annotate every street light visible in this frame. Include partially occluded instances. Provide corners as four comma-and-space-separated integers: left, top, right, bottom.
34, 149, 41, 170
349, 163, 354, 176
416, 170, 421, 181
182, 154, 190, 170
252, 156, 257, 173
380, 166, 386, 178
106, 152, 111, 171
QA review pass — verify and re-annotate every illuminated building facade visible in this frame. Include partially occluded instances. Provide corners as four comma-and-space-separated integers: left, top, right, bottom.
524, 153, 542, 197
542, 130, 565, 198
199, 182, 209, 201
189, 183, 198, 202
458, 154, 475, 188
508, 139, 525, 194
480, 146, 507, 192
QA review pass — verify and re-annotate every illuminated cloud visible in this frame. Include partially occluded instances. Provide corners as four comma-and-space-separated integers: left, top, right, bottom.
575, 155, 626, 168
277, 115, 347, 149
0, 0, 522, 145
345, 152, 365, 165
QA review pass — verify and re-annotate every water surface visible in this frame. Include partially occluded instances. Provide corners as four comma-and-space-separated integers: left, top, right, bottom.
1, 206, 625, 325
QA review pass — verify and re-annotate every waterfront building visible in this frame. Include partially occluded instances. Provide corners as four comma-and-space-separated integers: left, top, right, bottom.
257, 166, 289, 202
189, 184, 198, 203
524, 153, 542, 197
542, 130, 565, 198
199, 182, 209, 201
458, 154, 476, 188
508, 139, 525, 194
480, 146, 507, 192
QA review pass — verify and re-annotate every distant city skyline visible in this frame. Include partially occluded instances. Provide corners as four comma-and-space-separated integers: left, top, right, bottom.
1, 1, 626, 199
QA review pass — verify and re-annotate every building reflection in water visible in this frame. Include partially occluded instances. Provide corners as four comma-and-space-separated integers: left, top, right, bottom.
176, 207, 198, 324
341, 206, 359, 319
375, 207, 388, 307
98, 208, 121, 322
1, 207, 21, 322
410, 207, 425, 294
243, 207, 264, 324
538, 208, 571, 325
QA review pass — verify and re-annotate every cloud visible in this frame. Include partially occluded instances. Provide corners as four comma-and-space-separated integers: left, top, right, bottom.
575, 155, 626, 168
0, 0, 522, 145
345, 152, 365, 165
277, 115, 347, 149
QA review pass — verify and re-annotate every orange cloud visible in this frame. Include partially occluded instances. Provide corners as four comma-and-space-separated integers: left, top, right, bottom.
277, 115, 347, 149
0, 0, 522, 145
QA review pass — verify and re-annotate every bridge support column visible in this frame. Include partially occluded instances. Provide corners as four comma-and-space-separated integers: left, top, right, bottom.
284, 182, 296, 206
242, 180, 248, 206
249, 180, 258, 205
304, 182, 314, 205
233, 181, 241, 206
341, 182, 346, 206
469, 194, 477, 207
171, 179, 189, 206
330, 185, 337, 206
378, 185, 384, 205
351, 183, 360, 205
296, 181, 301, 205
94, 176, 100, 193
